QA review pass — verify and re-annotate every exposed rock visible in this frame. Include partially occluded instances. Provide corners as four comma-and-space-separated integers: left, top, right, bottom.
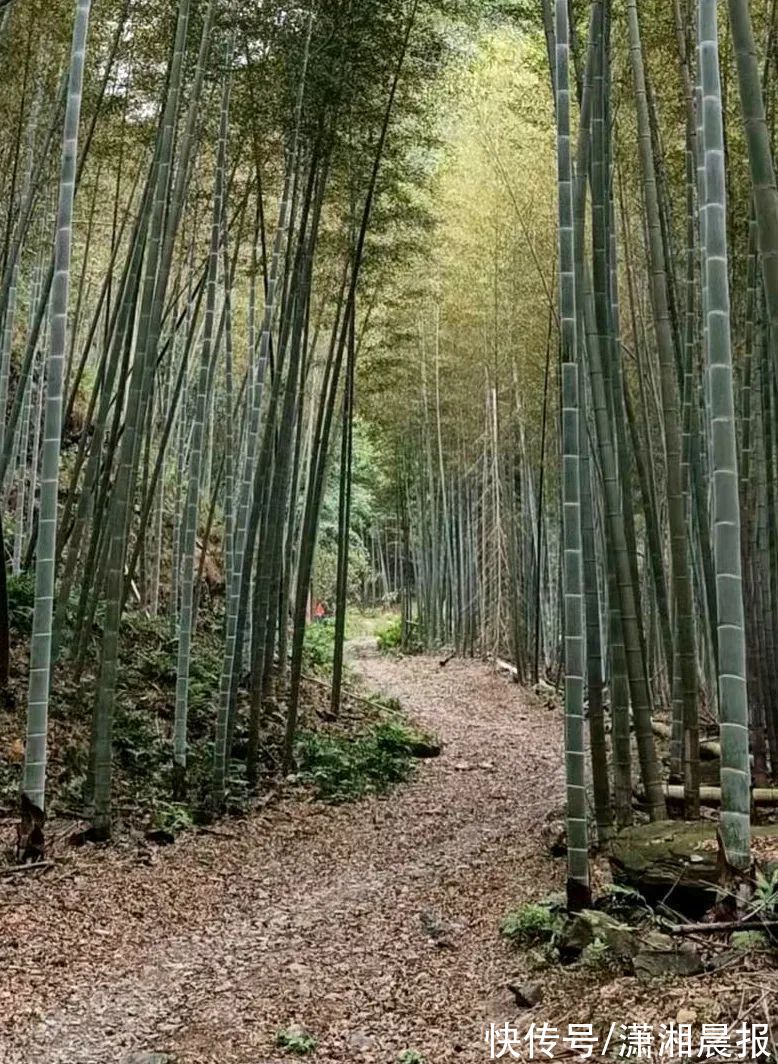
611, 822, 778, 916
507, 981, 542, 1008
419, 909, 458, 948
610, 821, 719, 906
144, 828, 176, 847
561, 910, 639, 961
541, 813, 567, 857
124, 1055, 174, 1064
561, 911, 702, 979
485, 988, 522, 1024
408, 737, 442, 758
633, 931, 703, 978
707, 949, 741, 971
347, 1030, 376, 1052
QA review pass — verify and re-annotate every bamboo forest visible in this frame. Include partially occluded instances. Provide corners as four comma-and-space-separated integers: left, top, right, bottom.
5, 0, 778, 1060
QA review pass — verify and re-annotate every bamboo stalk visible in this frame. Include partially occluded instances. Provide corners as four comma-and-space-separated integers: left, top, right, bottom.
663, 785, 778, 804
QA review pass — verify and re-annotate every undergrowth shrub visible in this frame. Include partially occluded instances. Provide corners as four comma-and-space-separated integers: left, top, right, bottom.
376, 615, 402, 652
7, 572, 35, 633
276, 1028, 316, 1055
187, 643, 223, 731
151, 800, 195, 836
594, 883, 651, 923
294, 719, 436, 802
114, 703, 167, 777
376, 616, 424, 655
576, 937, 622, 975
303, 618, 336, 672
730, 930, 770, 950
501, 899, 565, 947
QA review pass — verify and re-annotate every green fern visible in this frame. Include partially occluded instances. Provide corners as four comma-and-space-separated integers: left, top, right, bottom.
501, 902, 563, 946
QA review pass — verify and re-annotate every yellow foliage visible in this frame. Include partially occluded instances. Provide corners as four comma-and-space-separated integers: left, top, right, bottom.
362, 25, 558, 472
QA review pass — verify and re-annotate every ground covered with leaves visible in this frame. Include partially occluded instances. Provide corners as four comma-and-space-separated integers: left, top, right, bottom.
1, 646, 777, 1063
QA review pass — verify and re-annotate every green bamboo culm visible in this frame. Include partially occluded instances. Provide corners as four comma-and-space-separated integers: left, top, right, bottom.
626, 0, 698, 818
173, 35, 232, 797
22, 0, 93, 814
91, 0, 195, 838
699, 0, 751, 871
554, 0, 590, 911
727, 0, 778, 358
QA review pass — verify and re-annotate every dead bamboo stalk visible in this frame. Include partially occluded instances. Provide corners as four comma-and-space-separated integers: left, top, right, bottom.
663, 784, 778, 805
670, 919, 778, 935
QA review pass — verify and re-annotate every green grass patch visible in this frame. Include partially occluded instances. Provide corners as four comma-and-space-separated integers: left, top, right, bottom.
376, 615, 403, 653
345, 608, 399, 639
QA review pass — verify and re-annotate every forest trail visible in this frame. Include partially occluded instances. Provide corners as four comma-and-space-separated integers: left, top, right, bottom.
1, 651, 564, 1064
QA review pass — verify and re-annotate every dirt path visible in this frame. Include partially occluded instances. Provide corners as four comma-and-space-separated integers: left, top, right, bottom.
0, 650, 564, 1064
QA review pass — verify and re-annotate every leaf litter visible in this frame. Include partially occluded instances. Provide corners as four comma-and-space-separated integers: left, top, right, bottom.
0, 646, 775, 1063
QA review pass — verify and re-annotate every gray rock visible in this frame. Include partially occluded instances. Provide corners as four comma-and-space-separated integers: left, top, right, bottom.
484, 988, 522, 1024
507, 981, 542, 1008
633, 932, 703, 978
541, 818, 567, 857
348, 1030, 376, 1052
707, 948, 740, 971
409, 737, 442, 758
610, 822, 778, 915
562, 910, 638, 960
124, 1055, 174, 1064
420, 909, 457, 947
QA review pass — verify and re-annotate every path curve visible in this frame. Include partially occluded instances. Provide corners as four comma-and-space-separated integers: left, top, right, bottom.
0, 650, 563, 1064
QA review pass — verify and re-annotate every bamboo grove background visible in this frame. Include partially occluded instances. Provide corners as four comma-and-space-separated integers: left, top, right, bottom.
0, 0, 461, 839
2, 0, 778, 884
361, 0, 778, 898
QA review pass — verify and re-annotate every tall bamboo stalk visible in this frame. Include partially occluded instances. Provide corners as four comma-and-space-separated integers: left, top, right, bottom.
699, 0, 751, 871
22, 0, 91, 815
555, 0, 590, 910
